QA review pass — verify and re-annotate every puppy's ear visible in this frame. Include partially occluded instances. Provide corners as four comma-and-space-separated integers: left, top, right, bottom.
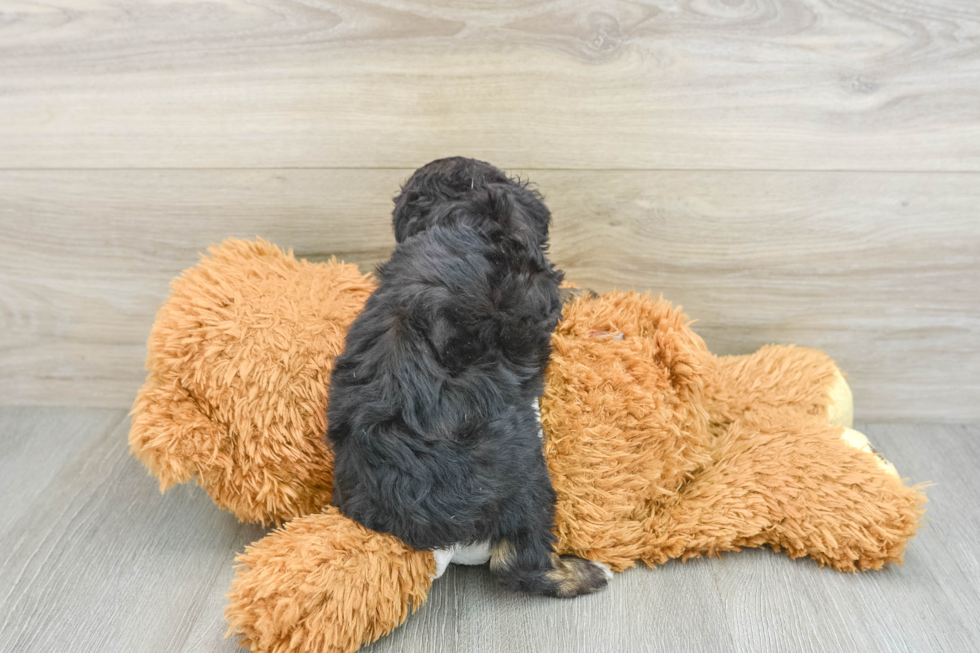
488, 184, 552, 246
392, 188, 426, 243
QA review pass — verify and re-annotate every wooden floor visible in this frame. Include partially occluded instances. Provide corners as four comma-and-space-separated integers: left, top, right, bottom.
0, 407, 976, 653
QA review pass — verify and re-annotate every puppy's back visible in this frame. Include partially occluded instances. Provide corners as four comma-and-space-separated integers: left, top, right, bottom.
328, 222, 562, 549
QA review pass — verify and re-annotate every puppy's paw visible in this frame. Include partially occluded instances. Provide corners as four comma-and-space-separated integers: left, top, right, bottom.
547, 555, 611, 598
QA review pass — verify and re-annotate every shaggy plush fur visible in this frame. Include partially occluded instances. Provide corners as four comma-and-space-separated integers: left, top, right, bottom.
226, 507, 434, 653
329, 157, 607, 597
130, 239, 374, 523
129, 239, 927, 653
541, 293, 925, 572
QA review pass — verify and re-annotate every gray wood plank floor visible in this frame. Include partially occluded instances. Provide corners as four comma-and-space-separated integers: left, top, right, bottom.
1, 408, 977, 653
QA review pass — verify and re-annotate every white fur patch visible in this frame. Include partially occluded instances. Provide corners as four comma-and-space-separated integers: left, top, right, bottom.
533, 398, 544, 441
452, 541, 492, 566
430, 541, 493, 580
431, 548, 455, 580
593, 561, 614, 581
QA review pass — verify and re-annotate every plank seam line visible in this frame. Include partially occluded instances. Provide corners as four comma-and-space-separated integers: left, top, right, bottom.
1, 168, 979, 174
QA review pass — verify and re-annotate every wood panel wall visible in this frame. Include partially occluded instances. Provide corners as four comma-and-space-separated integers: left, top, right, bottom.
1, 0, 978, 419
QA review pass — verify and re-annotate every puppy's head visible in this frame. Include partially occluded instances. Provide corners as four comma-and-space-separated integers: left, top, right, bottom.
392, 157, 551, 246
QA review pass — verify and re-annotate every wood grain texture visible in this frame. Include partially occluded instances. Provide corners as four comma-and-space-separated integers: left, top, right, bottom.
0, 0, 978, 170
1, 169, 977, 420
2, 0, 976, 649
0, 408, 267, 653
365, 556, 736, 653
712, 422, 980, 653
2, 409, 977, 652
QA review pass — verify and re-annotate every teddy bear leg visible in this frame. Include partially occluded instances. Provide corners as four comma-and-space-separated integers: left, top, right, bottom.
226, 507, 435, 653
645, 412, 924, 571
704, 345, 854, 432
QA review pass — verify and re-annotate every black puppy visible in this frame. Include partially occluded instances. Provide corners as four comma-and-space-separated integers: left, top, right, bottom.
327, 157, 609, 597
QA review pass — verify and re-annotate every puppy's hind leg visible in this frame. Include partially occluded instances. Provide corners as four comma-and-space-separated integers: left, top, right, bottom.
489, 531, 611, 598
486, 401, 610, 598
488, 442, 610, 598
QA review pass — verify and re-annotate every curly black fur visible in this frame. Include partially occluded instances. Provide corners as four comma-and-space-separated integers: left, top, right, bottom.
327, 157, 608, 597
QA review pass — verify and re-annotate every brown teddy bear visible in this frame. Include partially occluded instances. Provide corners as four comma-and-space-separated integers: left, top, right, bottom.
129, 238, 926, 653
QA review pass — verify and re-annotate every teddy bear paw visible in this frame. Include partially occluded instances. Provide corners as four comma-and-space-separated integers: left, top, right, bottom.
840, 427, 899, 478
827, 369, 855, 428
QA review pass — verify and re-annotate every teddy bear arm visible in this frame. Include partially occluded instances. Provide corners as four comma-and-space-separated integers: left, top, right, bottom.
226, 508, 435, 653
